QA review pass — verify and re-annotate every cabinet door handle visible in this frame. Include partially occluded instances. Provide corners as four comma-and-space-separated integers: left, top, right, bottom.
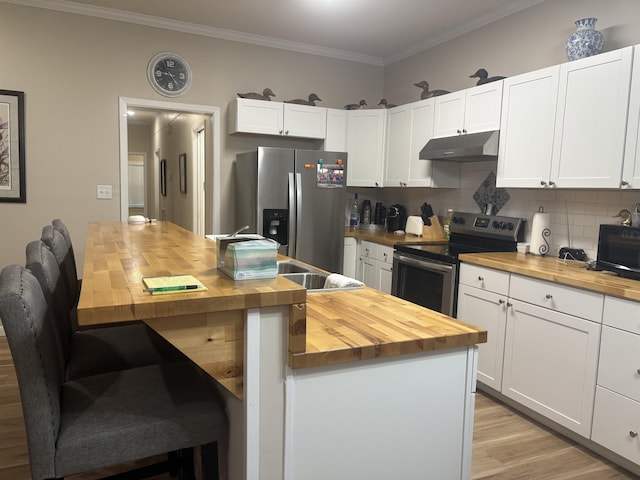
498, 299, 505, 305
285, 130, 289, 135
636, 369, 640, 375
507, 302, 512, 308
630, 431, 638, 438
478, 276, 484, 281
462, 129, 467, 134
279, 130, 284, 135
621, 180, 629, 187
545, 294, 553, 299
540, 180, 547, 186
549, 181, 556, 187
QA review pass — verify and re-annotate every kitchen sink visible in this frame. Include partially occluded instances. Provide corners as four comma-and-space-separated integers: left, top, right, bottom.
277, 260, 318, 274
277, 260, 364, 292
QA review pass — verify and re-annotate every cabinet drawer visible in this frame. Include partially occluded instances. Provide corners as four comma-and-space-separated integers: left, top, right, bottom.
359, 241, 378, 259
378, 245, 393, 265
603, 296, 640, 333
509, 275, 603, 322
598, 326, 640, 402
592, 386, 640, 465
459, 263, 510, 295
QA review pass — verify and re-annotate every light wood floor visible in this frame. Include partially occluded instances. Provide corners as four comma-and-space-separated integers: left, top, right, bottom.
0, 336, 637, 479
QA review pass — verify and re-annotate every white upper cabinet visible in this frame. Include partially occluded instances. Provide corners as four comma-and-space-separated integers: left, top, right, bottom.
433, 81, 503, 138
551, 47, 633, 188
383, 99, 460, 188
622, 44, 640, 189
228, 98, 327, 139
346, 109, 386, 187
497, 66, 560, 188
498, 46, 634, 189
325, 108, 348, 152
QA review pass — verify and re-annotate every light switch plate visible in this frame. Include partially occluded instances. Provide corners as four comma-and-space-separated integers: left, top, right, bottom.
97, 185, 112, 199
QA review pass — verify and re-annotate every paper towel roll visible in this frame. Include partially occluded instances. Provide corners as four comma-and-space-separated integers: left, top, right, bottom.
530, 211, 551, 256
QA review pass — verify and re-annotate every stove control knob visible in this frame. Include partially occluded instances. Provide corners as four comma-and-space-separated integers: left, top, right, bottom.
506, 222, 514, 231
453, 216, 465, 225
492, 221, 500, 229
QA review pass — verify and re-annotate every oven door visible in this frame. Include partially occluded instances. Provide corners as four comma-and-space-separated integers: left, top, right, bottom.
391, 251, 457, 317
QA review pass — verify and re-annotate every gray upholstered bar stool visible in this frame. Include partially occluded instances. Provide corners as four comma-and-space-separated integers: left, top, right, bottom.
26, 237, 187, 380
0, 264, 226, 480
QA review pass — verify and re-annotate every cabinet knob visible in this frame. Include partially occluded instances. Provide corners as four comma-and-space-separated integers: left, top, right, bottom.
478, 276, 484, 282
462, 129, 467, 134
285, 130, 289, 135
540, 180, 547, 186
621, 180, 629, 187
545, 294, 553, 299
636, 369, 640, 375
507, 302, 512, 308
498, 299, 505, 305
630, 431, 638, 438
549, 181, 556, 187
457, 129, 462, 135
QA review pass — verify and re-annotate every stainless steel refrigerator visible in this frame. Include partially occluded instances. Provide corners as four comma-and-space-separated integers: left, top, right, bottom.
235, 147, 347, 273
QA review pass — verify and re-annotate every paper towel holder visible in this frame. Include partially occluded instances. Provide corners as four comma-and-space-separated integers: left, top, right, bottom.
530, 205, 551, 256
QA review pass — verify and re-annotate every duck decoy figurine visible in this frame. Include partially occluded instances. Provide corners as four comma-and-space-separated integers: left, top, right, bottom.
613, 208, 632, 226
284, 93, 322, 106
378, 99, 397, 109
237, 88, 275, 101
344, 99, 367, 110
469, 68, 506, 85
414, 81, 449, 100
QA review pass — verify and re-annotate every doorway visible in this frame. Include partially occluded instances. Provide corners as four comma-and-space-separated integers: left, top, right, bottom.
118, 97, 221, 235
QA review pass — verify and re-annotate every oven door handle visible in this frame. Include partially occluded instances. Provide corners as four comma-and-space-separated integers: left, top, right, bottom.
394, 254, 454, 273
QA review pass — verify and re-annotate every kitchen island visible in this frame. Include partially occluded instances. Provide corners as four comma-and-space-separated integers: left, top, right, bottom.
77, 221, 486, 480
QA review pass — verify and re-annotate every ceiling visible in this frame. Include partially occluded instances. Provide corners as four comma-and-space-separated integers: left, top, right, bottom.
16, 0, 545, 65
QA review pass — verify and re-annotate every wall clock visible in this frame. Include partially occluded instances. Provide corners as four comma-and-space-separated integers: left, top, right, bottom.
147, 52, 192, 97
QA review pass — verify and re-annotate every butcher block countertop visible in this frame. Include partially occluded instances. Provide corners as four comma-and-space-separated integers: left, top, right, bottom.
459, 252, 640, 302
294, 289, 486, 369
345, 227, 447, 247
78, 222, 486, 373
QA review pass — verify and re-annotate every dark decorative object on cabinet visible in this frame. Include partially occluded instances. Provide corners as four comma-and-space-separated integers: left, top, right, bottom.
284, 93, 322, 106
378, 99, 397, 108
237, 88, 275, 100
344, 99, 367, 110
414, 80, 450, 100
469, 68, 506, 85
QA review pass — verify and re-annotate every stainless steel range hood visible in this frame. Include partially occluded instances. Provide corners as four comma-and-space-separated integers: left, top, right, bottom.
419, 130, 499, 162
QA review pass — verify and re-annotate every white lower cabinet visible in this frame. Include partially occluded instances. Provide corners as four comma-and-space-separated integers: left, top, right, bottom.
355, 240, 393, 294
457, 263, 510, 391
343, 237, 357, 278
502, 298, 601, 437
591, 296, 640, 464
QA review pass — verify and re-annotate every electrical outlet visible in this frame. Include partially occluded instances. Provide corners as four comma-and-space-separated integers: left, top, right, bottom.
96, 185, 112, 200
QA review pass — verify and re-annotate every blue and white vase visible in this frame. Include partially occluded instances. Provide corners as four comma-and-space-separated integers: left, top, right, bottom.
565, 17, 604, 61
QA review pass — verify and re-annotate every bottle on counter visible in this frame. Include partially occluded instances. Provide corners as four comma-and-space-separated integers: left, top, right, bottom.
443, 208, 454, 240
349, 194, 360, 231
362, 200, 371, 225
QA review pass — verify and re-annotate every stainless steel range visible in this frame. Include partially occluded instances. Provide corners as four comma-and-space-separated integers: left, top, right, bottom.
391, 211, 526, 317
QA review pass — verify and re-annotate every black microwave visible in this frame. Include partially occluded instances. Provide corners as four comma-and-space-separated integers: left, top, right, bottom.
596, 224, 640, 280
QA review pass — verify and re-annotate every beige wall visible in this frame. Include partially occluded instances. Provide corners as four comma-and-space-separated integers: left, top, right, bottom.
0, 2, 382, 272
2, 0, 640, 273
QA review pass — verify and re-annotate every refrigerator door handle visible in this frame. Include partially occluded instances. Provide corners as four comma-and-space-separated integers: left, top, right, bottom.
295, 172, 303, 260
288, 172, 296, 258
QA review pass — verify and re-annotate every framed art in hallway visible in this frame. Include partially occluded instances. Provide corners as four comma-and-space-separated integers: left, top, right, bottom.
160, 159, 167, 196
179, 153, 187, 194
0, 90, 26, 203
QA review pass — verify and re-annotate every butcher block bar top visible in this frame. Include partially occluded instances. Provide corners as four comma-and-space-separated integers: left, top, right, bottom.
78, 221, 486, 372
77, 221, 307, 325
459, 251, 640, 302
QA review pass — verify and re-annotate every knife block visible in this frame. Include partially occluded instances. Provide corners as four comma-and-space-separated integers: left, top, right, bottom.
422, 216, 445, 240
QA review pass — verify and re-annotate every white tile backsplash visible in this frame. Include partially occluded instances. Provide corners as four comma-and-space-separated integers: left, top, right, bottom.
348, 163, 640, 261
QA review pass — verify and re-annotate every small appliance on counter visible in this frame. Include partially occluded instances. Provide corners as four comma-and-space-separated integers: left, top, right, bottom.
405, 216, 424, 236
386, 204, 407, 232
596, 224, 640, 280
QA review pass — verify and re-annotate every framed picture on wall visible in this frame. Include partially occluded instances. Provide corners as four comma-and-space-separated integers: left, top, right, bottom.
160, 159, 167, 196
179, 153, 187, 194
0, 90, 26, 203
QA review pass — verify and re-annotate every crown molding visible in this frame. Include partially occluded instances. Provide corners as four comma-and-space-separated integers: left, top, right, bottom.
2, 0, 385, 66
